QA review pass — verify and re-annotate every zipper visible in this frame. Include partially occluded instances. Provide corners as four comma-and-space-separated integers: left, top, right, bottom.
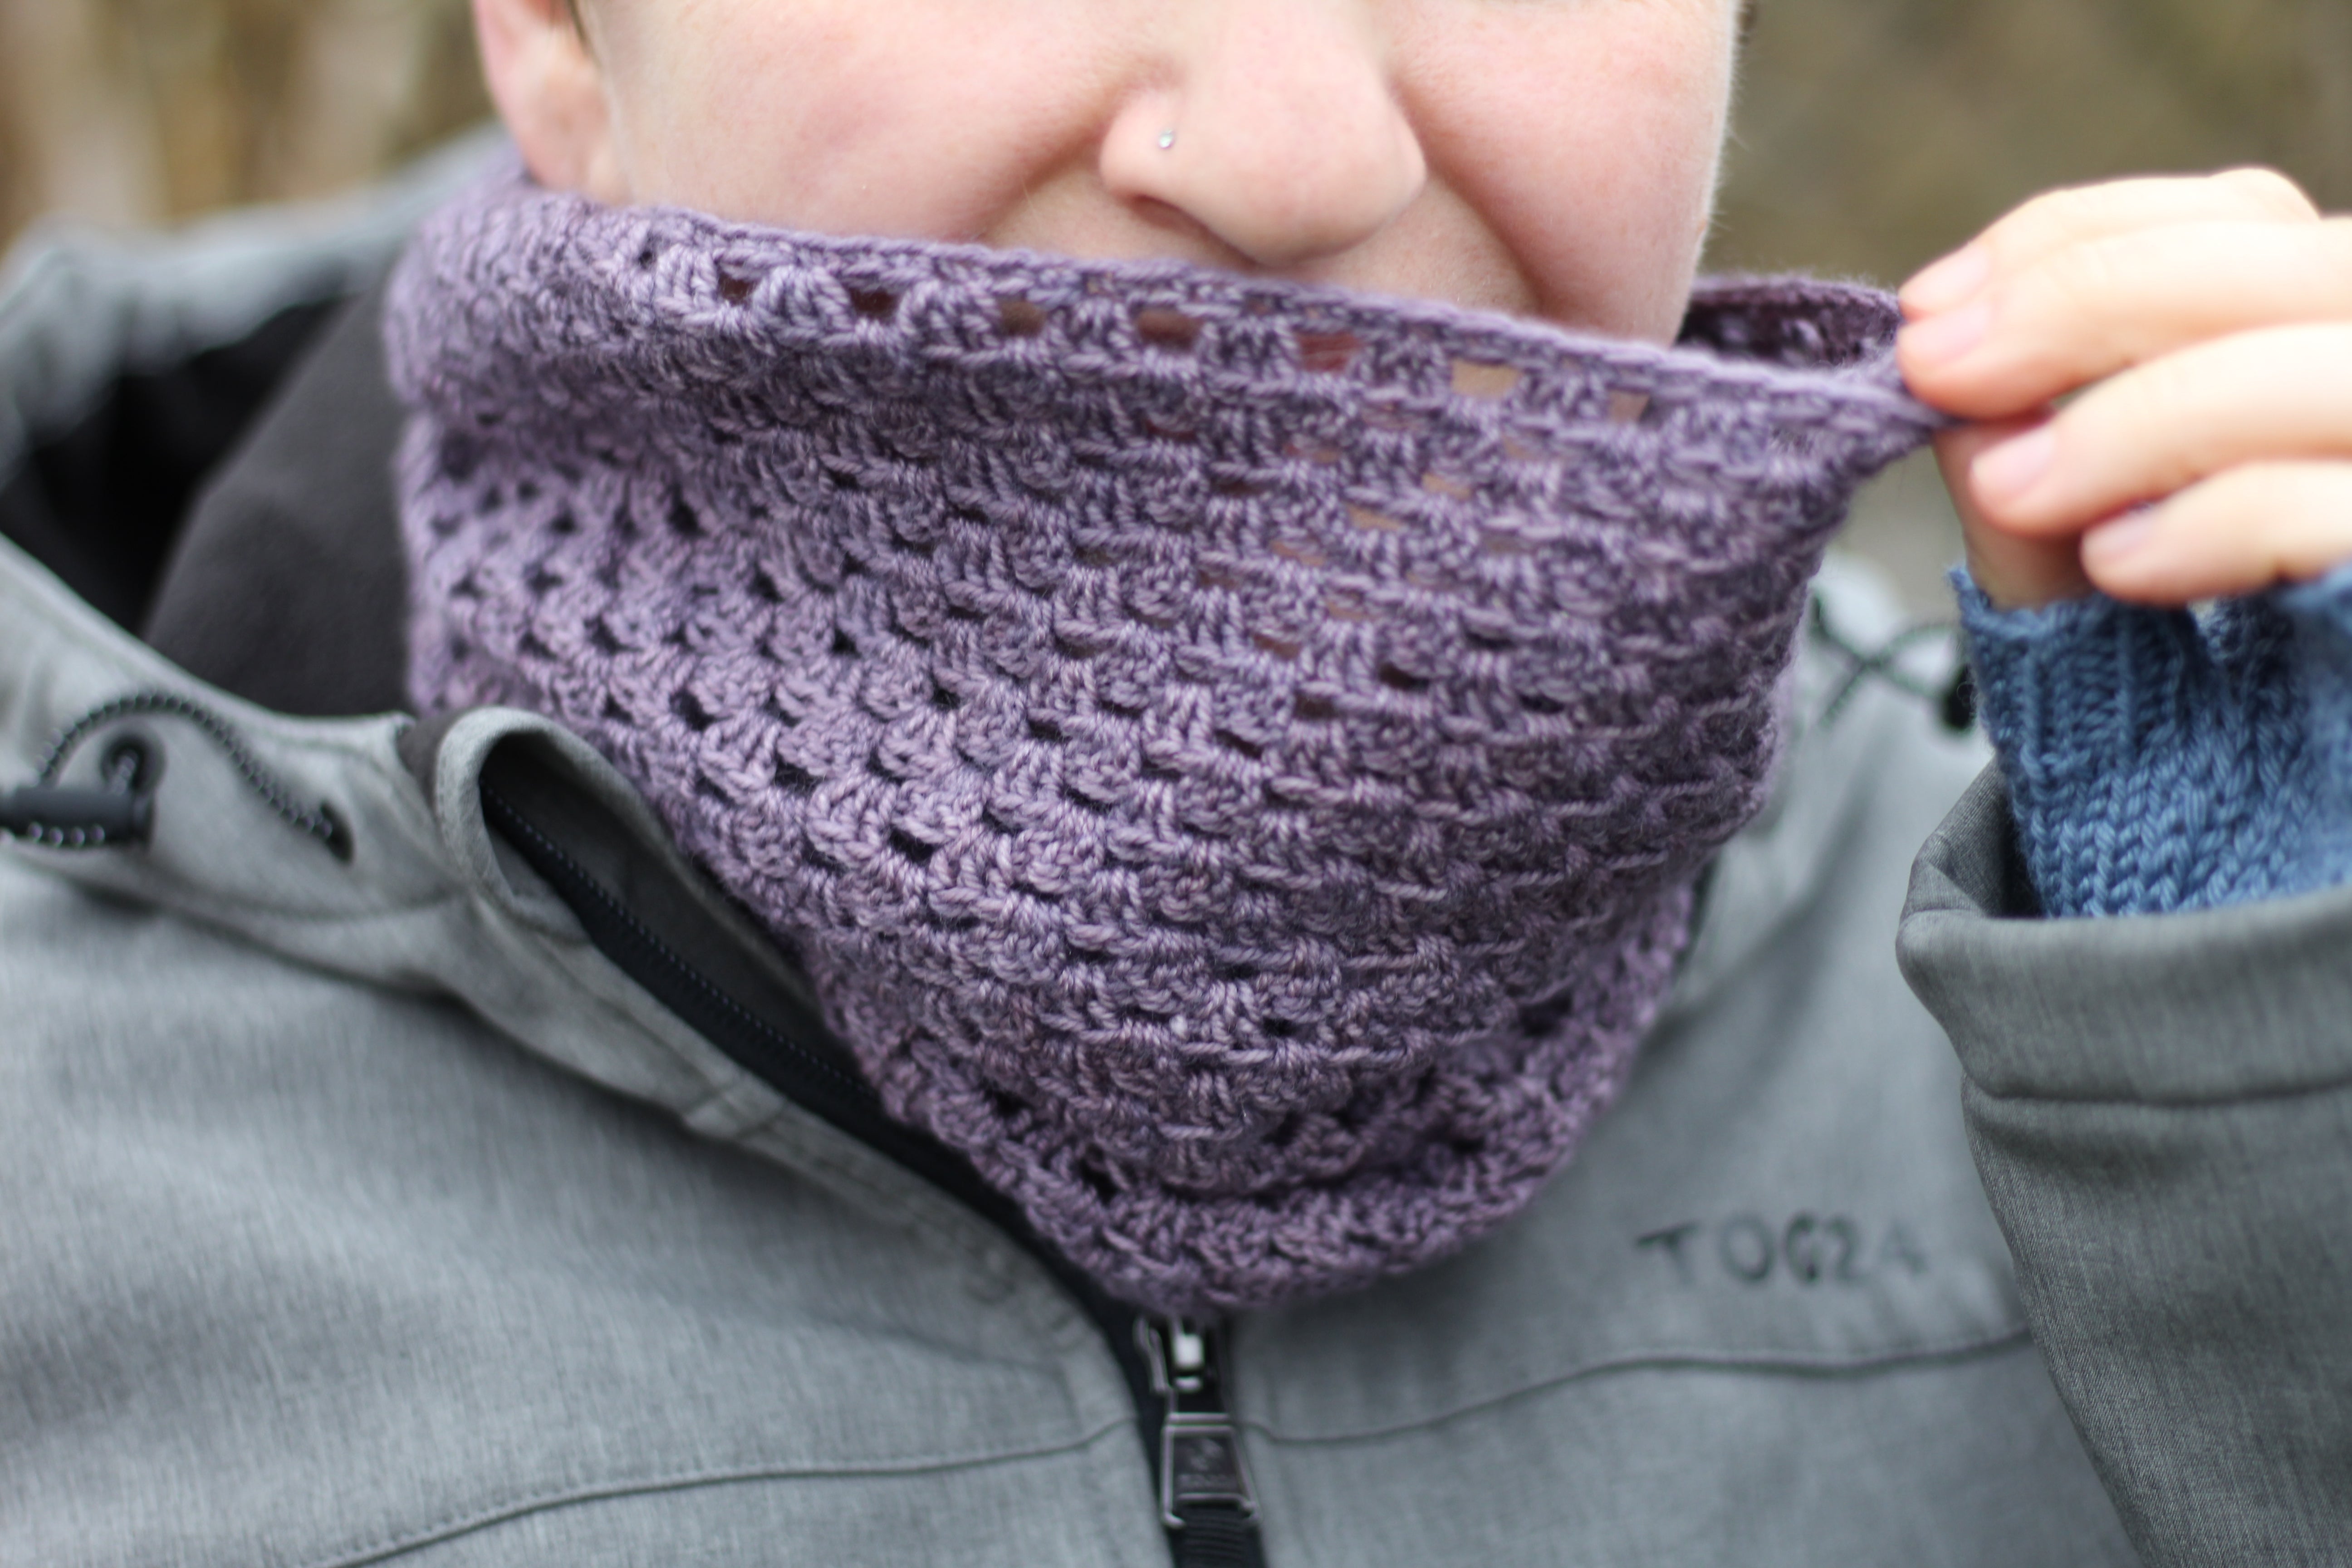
471, 753, 1266, 1568
1141, 1317, 1264, 1567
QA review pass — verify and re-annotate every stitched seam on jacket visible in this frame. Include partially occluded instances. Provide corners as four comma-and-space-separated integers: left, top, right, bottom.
299, 1424, 1135, 1568
1961, 1069, 2352, 1111
1244, 1324, 2034, 1446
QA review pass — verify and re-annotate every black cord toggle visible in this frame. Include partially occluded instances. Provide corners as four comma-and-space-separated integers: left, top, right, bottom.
2, 692, 351, 860
0, 733, 157, 849
0, 784, 155, 849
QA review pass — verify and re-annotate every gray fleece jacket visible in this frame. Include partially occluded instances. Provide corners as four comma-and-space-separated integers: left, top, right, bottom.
2, 151, 2347, 1568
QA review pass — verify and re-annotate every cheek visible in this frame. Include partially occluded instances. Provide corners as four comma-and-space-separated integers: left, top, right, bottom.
1405, 2, 1736, 340
595, 0, 1108, 238
582, 0, 1735, 336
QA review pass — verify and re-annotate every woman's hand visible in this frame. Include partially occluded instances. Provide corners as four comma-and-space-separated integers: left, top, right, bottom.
1896, 169, 2352, 609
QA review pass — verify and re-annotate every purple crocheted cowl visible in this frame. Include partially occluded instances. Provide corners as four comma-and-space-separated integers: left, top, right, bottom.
386, 171, 1939, 1315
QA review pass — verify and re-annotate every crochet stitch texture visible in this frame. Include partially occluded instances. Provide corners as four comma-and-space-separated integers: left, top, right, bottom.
1961, 568, 2352, 917
387, 171, 1940, 1313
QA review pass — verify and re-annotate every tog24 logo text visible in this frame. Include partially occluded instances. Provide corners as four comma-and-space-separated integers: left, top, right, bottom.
1636, 1214, 1929, 1288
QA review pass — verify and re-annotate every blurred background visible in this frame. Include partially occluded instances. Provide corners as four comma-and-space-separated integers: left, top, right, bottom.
3, 0, 2348, 605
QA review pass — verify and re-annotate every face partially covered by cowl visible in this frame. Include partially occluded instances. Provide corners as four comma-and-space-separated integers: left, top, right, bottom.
386, 167, 1937, 1311
471, 0, 1744, 345
412, 0, 1916, 1315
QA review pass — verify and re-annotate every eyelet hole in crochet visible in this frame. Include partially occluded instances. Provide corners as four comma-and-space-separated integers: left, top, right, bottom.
1450, 360, 1521, 401
997, 298, 1049, 338
1422, 472, 1475, 501
1607, 389, 1653, 425
1061, 785, 1115, 816
1134, 308, 1201, 352
1251, 632, 1303, 662
1347, 504, 1406, 534
716, 269, 758, 304
849, 288, 899, 321
1295, 330, 1358, 374
1078, 1160, 1119, 1203
887, 829, 938, 866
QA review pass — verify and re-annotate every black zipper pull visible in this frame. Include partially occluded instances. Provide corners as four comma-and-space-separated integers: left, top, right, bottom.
1140, 1316, 1264, 1567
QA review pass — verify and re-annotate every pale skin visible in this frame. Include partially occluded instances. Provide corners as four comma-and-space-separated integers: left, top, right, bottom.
1900, 173, 2352, 609
475, 0, 2352, 611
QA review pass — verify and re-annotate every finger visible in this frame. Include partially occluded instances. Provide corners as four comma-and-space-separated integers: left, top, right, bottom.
2080, 460, 2352, 604
1901, 167, 2320, 316
1936, 418, 2092, 610
1901, 217, 2352, 420
1962, 322, 2352, 538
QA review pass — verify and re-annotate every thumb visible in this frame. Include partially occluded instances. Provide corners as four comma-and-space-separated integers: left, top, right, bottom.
1936, 416, 2092, 609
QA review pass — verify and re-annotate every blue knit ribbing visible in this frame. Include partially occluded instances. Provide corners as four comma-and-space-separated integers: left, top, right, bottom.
1959, 563, 2352, 917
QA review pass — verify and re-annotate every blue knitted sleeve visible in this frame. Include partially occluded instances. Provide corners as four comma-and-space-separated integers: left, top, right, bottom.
1957, 563, 2352, 917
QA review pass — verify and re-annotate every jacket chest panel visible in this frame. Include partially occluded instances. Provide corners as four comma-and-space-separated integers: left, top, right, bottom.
1233, 796, 2028, 1446
0, 882, 1164, 1567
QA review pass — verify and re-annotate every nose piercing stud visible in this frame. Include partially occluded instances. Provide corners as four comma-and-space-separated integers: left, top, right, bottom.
1157, 130, 1177, 151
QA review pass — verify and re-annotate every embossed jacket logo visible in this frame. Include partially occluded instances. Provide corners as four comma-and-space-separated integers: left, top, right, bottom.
1637, 1215, 1931, 1287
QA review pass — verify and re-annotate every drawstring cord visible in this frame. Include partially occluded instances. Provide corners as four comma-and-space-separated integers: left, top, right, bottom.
2, 691, 350, 860
1809, 598, 1978, 734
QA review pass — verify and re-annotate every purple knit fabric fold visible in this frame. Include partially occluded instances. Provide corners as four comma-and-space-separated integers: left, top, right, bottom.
386, 169, 1940, 1314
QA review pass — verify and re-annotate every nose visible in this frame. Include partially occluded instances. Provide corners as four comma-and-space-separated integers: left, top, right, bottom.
1100, 0, 1428, 270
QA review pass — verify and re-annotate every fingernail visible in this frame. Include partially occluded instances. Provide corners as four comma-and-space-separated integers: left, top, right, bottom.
1972, 425, 2058, 507
1903, 244, 1992, 314
2083, 510, 2157, 563
1898, 298, 1992, 371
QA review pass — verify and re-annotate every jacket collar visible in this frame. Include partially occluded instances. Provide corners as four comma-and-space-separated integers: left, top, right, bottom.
0, 531, 1071, 1311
